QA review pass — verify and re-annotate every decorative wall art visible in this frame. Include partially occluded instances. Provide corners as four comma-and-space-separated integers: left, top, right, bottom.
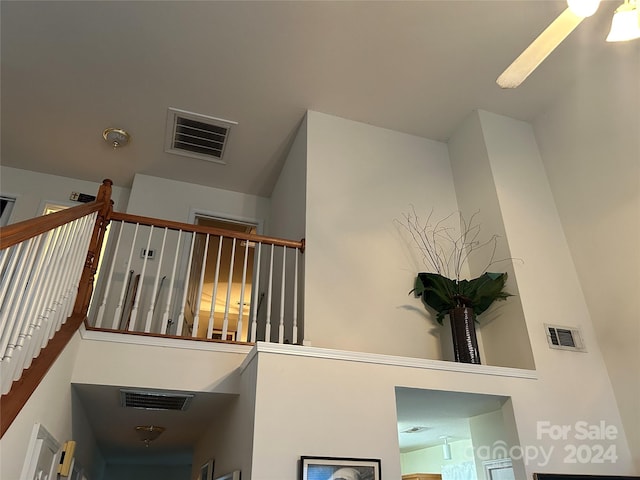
300, 456, 381, 480
215, 470, 241, 480
200, 459, 214, 480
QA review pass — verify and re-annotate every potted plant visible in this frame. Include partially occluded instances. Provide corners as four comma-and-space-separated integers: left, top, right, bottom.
398, 207, 513, 364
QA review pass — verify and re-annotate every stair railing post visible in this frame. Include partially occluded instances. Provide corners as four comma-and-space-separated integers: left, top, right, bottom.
72, 179, 113, 320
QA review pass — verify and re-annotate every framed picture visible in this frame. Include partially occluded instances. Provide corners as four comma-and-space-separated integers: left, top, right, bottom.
533, 475, 639, 480
215, 470, 241, 480
300, 456, 381, 480
200, 459, 214, 480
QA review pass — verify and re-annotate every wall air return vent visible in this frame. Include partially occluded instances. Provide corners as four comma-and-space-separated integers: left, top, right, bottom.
545, 324, 586, 352
120, 388, 194, 411
165, 107, 237, 164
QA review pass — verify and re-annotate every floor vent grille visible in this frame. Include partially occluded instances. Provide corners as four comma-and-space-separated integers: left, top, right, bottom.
120, 389, 194, 411
545, 324, 586, 352
165, 108, 237, 164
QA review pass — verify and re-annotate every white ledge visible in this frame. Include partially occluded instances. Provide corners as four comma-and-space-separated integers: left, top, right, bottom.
78, 327, 537, 379
245, 342, 538, 379
78, 324, 253, 355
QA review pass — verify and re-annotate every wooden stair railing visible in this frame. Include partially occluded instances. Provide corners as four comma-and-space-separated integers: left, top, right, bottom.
0, 179, 113, 438
0, 178, 305, 438
87, 212, 305, 343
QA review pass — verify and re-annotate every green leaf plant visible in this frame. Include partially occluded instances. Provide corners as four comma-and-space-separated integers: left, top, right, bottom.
398, 206, 514, 325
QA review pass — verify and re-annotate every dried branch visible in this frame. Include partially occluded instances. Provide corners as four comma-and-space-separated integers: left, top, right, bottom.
396, 206, 519, 281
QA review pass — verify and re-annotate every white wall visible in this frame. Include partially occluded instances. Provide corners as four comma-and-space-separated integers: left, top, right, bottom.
0, 333, 82, 480
248, 109, 634, 479
269, 115, 307, 243
532, 43, 640, 470
448, 112, 534, 369
125, 174, 270, 225
474, 110, 633, 474
264, 116, 308, 343
249, 345, 634, 480
192, 355, 258, 480
401, 439, 474, 475
72, 335, 248, 394
304, 111, 460, 358
0, 166, 131, 223
469, 408, 523, 480
72, 386, 106, 480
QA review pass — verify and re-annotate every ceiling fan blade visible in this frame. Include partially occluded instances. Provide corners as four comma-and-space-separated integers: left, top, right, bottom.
497, 8, 585, 89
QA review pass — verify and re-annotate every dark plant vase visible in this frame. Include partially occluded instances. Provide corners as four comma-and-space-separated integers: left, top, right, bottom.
449, 307, 481, 364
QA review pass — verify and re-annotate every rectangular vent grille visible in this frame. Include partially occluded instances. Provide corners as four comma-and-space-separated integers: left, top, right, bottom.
165, 108, 237, 164
545, 324, 586, 352
120, 389, 194, 411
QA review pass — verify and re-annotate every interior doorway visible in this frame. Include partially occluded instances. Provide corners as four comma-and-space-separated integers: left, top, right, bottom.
183, 214, 258, 341
396, 387, 521, 480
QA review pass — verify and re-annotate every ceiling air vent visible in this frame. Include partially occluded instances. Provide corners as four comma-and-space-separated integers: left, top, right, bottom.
165, 107, 237, 164
120, 388, 194, 411
545, 324, 586, 352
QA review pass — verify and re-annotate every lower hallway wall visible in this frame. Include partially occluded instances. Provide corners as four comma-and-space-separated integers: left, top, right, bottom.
191, 356, 258, 480
0, 333, 82, 480
249, 346, 635, 480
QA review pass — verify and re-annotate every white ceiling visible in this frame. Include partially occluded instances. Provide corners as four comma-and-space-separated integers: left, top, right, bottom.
0, 0, 621, 197
395, 387, 508, 453
73, 384, 236, 457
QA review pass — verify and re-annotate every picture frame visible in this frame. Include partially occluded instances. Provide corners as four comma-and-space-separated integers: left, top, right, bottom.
533, 475, 639, 480
200, 459, 214, 480
300, 456, 381, 480
215, 470, 241, 480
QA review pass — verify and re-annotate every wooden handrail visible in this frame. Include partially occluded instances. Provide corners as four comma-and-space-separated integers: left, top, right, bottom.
0, 194, 110, 250
111, 211, 305, 252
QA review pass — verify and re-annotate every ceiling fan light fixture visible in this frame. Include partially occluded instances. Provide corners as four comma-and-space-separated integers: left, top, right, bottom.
102, 127, 131, 149
567, 0, 601, 17
441, 436, 452, 460
606, 1, 640, 42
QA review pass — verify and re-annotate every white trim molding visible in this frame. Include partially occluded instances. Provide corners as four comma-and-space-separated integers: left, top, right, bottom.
78, 326, 537, 380
249, 342, 538, 379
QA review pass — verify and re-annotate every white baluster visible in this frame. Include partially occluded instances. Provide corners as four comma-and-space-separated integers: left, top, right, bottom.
0, 242, 25, 329
56, 214, 92, 330
95, 220, 124, 327
21, 222, 73, 372
0, 235, 43, 392
236, 238, 250, 342
129, 225, 154, 331
176, 232, 197, 336
0, 236, 40, 360
265, 244, 275, 343
9, 230, 55, 383
221, 238, 236, 340
38, 217, 82, 349
278, 247, 286, 344
292, 248, 299, 345
113, 223, 139, 328
160, 230, 182, 335
144, 227, 168, 333
250, 243, 262, 343
191, 234, 210, 338
206, 237, 223, 339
